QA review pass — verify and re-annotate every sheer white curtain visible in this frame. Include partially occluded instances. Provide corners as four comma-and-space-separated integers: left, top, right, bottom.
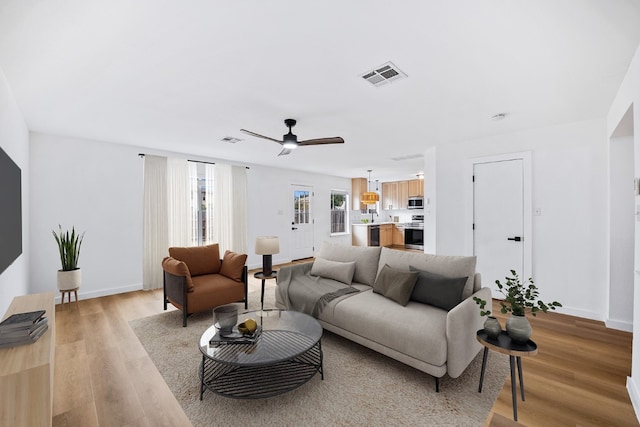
212, 163, 248, 254
205, 164, 216, 245
142, 155, 168, 290
166, 158, 193, 247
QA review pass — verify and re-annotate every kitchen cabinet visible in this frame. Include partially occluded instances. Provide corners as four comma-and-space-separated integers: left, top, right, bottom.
380, 224, 393, 247
382, 182, 398, 210
351, 178, 368, 210
397, 181, 409, 209
392, 224, 404, 246
409, 179, 424, 197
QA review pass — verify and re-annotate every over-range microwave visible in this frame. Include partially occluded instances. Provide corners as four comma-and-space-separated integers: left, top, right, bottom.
407, 196, 424, 210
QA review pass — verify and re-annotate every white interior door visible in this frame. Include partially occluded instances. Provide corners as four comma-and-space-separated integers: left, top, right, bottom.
474, 159, 525, 298
291, 185, 314, 260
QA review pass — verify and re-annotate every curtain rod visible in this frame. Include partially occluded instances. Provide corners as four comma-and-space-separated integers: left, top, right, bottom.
138, 153, 250, 169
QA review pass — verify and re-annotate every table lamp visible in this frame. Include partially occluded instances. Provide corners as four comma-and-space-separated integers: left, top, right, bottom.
255, 236, 279, 275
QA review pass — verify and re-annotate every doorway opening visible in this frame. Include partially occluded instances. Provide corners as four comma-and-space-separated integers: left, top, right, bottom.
608, 104, 635, 332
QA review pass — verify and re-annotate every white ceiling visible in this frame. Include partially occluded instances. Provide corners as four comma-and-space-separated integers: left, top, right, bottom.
1, 0, 639, 182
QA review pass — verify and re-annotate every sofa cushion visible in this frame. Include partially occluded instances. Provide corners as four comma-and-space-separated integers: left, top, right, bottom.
372, 264, 419, 306
410, 267, 467, 311
168, 244, 221, 276
329, 289, 448, 366
310, 257, 356, 285
219, 250, 247, 282
317, 242, 382, 286
377, 248, 476, 299
161, 257, 195, 291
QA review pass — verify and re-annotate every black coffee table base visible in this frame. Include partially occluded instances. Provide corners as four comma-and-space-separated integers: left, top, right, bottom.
199, 341, 323, 399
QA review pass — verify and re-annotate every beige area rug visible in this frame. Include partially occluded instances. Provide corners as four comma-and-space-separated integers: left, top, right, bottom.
130, 290, 509, 427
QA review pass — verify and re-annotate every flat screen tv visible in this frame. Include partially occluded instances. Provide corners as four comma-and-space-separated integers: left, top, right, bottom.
0, 146, 22, 274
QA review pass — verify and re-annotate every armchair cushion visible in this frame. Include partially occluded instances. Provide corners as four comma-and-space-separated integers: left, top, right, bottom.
220, 250, 248, 282
168, 244, 221, 276
162, 257, 195, 291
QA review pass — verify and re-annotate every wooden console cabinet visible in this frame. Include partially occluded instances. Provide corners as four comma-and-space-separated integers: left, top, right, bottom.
0, 292, 55, 427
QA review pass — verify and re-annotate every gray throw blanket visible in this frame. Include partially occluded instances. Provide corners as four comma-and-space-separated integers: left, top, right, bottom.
277, 262, 360, 317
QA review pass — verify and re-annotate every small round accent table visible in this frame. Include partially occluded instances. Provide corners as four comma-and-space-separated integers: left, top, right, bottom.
254, 271, 278, 310
476, 330, 538, 422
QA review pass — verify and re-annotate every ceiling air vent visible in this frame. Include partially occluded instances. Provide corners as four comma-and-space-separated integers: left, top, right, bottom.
220, 136, 242, 143
361, 61, 407, 87
391, 153, 424, 161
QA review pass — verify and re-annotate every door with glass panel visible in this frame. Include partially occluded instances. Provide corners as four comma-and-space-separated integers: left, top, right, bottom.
291, 185, 314, 260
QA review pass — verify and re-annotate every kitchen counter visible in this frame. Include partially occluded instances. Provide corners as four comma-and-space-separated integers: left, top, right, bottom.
352, 222, 403, 226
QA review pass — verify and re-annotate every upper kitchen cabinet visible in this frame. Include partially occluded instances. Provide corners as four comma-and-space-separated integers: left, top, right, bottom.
351, 178, 368, 210
398, 181, 409, 210
408, 179, 424, 197
382, 181, 397, 210
383, 181, 409, 210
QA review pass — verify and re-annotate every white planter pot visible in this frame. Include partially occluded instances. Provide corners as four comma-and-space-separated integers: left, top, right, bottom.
57, 269, 81, 291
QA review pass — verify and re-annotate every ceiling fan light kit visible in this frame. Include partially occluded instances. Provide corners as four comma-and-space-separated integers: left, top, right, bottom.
240, 119, 344, 156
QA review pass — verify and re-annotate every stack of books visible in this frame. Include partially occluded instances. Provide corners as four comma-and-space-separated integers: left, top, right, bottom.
209, 326, 263, 347
0, 309, 48, 349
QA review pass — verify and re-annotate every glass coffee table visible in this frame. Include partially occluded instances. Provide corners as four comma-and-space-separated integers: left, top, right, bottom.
198, 309, 323, 399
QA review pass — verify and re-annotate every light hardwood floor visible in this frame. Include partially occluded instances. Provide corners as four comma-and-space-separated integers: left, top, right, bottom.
52, 272, 638, 426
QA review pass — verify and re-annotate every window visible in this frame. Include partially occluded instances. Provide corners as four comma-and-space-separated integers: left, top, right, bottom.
330, 190, 349, 234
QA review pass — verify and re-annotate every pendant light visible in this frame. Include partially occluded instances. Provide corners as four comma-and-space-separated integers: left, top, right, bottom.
361, 170, 380, 204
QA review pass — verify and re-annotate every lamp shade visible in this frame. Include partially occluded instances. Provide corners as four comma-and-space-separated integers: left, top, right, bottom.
360, 191, 380, 204
255, 236, 280, 255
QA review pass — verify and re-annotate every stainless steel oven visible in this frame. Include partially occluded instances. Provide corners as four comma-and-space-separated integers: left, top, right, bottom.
404, 214, 424, 250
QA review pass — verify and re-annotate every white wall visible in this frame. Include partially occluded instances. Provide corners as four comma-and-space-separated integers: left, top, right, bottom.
0, 68, 29, 316
428, 118, 608, 321
607, 42, 640, 421
29, 133, 351, 301
608, 134, 634, 331
30, 133, 144, 300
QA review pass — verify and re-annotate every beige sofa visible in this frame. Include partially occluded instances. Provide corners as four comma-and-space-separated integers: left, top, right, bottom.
275, 243, 491, 391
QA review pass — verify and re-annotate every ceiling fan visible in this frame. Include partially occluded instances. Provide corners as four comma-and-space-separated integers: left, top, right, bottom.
240, 119, 344, 156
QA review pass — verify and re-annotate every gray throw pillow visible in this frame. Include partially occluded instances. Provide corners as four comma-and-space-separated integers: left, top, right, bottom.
310, 257, 356, 284
373, 264, 419, 306
409, 267, 467, 311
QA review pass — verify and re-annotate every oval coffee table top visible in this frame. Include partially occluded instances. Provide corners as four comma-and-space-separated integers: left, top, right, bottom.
199, 309, 322, 366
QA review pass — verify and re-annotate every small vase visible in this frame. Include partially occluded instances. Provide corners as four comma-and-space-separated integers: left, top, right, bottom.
506, 314, 532, 343
483, 316, 502, 339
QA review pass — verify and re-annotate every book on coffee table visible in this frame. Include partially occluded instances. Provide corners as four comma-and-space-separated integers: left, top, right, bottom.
209, 326, 262, 346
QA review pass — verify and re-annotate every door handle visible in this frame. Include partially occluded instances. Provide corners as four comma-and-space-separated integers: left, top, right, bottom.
507, 236, 522, 242
292, 227, 298, 230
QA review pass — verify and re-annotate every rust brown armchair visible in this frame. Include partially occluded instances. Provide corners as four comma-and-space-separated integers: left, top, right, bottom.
162, 244, 248, 326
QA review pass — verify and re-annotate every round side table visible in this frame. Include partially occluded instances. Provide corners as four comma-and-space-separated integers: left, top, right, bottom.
254, 271, 278, 310
476, 330, 538, 422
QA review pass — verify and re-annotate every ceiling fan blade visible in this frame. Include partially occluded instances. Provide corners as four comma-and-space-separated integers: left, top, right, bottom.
298, 136, 345, 146
278, 148, 292, 156
239, 129, 283, 144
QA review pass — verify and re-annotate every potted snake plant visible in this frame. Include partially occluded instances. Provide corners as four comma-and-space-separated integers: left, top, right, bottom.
52, 225, 85, 291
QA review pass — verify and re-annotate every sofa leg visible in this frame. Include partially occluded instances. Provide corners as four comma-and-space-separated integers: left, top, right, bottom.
183, 308, 188, 327
435, 377, 440, 393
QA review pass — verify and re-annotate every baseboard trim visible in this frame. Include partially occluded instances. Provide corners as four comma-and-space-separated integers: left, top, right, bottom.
627, 377, 640, 424
54, 283, 143, 304
606, 318, 633, 332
